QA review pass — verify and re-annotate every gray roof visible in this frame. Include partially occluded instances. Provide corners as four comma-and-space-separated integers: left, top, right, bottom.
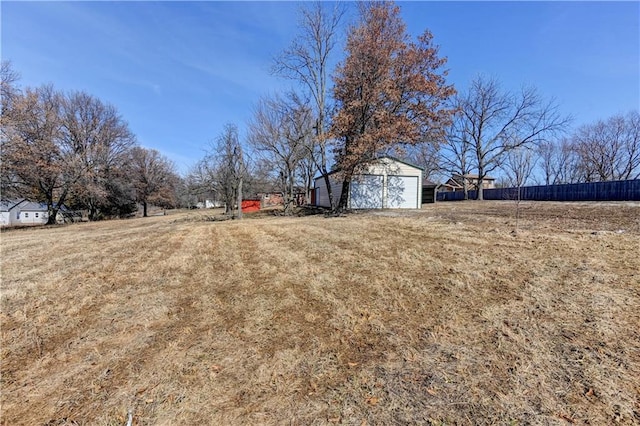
19, 201, 49, 211
0, 199, 24, 212
0, 199, 49, 212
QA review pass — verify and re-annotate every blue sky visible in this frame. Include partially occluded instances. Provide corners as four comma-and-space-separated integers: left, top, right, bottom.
2, 1, 639, 175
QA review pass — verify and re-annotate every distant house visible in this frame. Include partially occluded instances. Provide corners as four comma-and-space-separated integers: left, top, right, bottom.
1, 200, 49, 227
0, 199, 74, 227
437, 182, 461, 192
196, 199, 222, 209
0, 200, 21, 227
445, 174, 496, 191
314, 156, 423, 209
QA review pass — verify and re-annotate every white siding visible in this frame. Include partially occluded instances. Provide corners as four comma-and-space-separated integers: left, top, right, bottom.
364, 158, 421, 178
315, 157, 423, 209
17, 210, 48, 225
0, 212, 10, 227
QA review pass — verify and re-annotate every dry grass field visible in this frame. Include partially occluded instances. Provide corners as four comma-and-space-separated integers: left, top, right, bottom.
1, 201, 639, 425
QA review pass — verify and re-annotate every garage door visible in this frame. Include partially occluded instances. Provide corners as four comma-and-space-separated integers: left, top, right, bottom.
387, 175, 419, 208
350, 175, 383, 209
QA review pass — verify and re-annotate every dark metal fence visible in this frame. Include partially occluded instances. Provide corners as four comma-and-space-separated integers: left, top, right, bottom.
436, 179, 640, 202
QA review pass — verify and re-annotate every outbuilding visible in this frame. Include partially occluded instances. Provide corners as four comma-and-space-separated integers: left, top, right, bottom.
422, 179, 438, 204
314, 156, 423, 209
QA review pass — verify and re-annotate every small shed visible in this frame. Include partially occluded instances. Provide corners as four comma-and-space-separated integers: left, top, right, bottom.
314, 156, 423, 209
422, 179, 438, 203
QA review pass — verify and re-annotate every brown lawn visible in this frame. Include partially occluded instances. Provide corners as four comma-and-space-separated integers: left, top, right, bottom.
1, 201, 639, 425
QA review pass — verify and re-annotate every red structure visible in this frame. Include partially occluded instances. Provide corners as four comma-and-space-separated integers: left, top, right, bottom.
241, 200, 261, 213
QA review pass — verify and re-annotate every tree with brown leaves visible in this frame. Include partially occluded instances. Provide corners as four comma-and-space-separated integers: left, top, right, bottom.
129, 147, 178, 217
62, 91, 137, 220
1, 85, 89, 224
330, 1, 455, 211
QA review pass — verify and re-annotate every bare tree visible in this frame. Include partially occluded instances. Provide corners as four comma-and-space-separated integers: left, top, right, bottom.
129, 147, 178, 217
439, 106, 475, 199
536, 138, 582, 185
454, 75, 570, 200
205, 124, 248, 218
248, 93, 313, 214
1, 60, 20, 114
502, 146, 537, 231
273, 2, 345, 210
404, 141, 442, 182
571, 110, 640, 181
503, 146, 537, 189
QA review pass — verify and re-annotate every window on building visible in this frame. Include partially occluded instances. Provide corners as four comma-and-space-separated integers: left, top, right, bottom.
35, 213, 39, 218
24, 212, 29, 218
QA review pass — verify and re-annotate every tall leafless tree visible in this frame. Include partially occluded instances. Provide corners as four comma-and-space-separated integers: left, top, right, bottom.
205, 124, 248, 218
571, 110, 640, 181
248, 93, 313, 214
535, 138, 582, 185
273, 2, 345, 210
454, 75, 571, 200
439, 105, 475, 199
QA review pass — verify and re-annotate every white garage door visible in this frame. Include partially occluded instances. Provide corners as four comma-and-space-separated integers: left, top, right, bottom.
387, 175, 419, 209
350, 175, 383, 209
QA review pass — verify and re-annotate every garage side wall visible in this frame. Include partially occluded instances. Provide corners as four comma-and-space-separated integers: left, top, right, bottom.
314, 175, 343, 208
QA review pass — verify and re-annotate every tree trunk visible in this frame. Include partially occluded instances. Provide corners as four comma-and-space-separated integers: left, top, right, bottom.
88, 200, 98, 221
236, 177, 243, 220
336, 177, 351, 213
143, 201, 148, 217
46, 207, 58, 225
476, 169, 485, 200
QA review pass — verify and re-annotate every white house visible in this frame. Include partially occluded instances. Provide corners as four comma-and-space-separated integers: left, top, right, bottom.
0, 200, 21, 227
314, 156, 423, 209
1, 200, 54, 227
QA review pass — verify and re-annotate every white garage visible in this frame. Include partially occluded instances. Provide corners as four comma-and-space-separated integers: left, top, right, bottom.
314, 156, 423, 209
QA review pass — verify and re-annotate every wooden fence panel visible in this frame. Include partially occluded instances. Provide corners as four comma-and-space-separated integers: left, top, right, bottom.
436, 179, 640, 202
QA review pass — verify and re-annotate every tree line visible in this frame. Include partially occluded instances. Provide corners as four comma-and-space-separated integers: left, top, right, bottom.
3, 1, 638, 222
186, 1, 638, 211
1, 62, 180, 223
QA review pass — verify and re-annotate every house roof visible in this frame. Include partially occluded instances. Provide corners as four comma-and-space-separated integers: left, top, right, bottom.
1, 199, 53, 212
422, 178, 439, 187
452, 173, 496, 181
0, 199, 25, 212
18, 201, 49, 211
